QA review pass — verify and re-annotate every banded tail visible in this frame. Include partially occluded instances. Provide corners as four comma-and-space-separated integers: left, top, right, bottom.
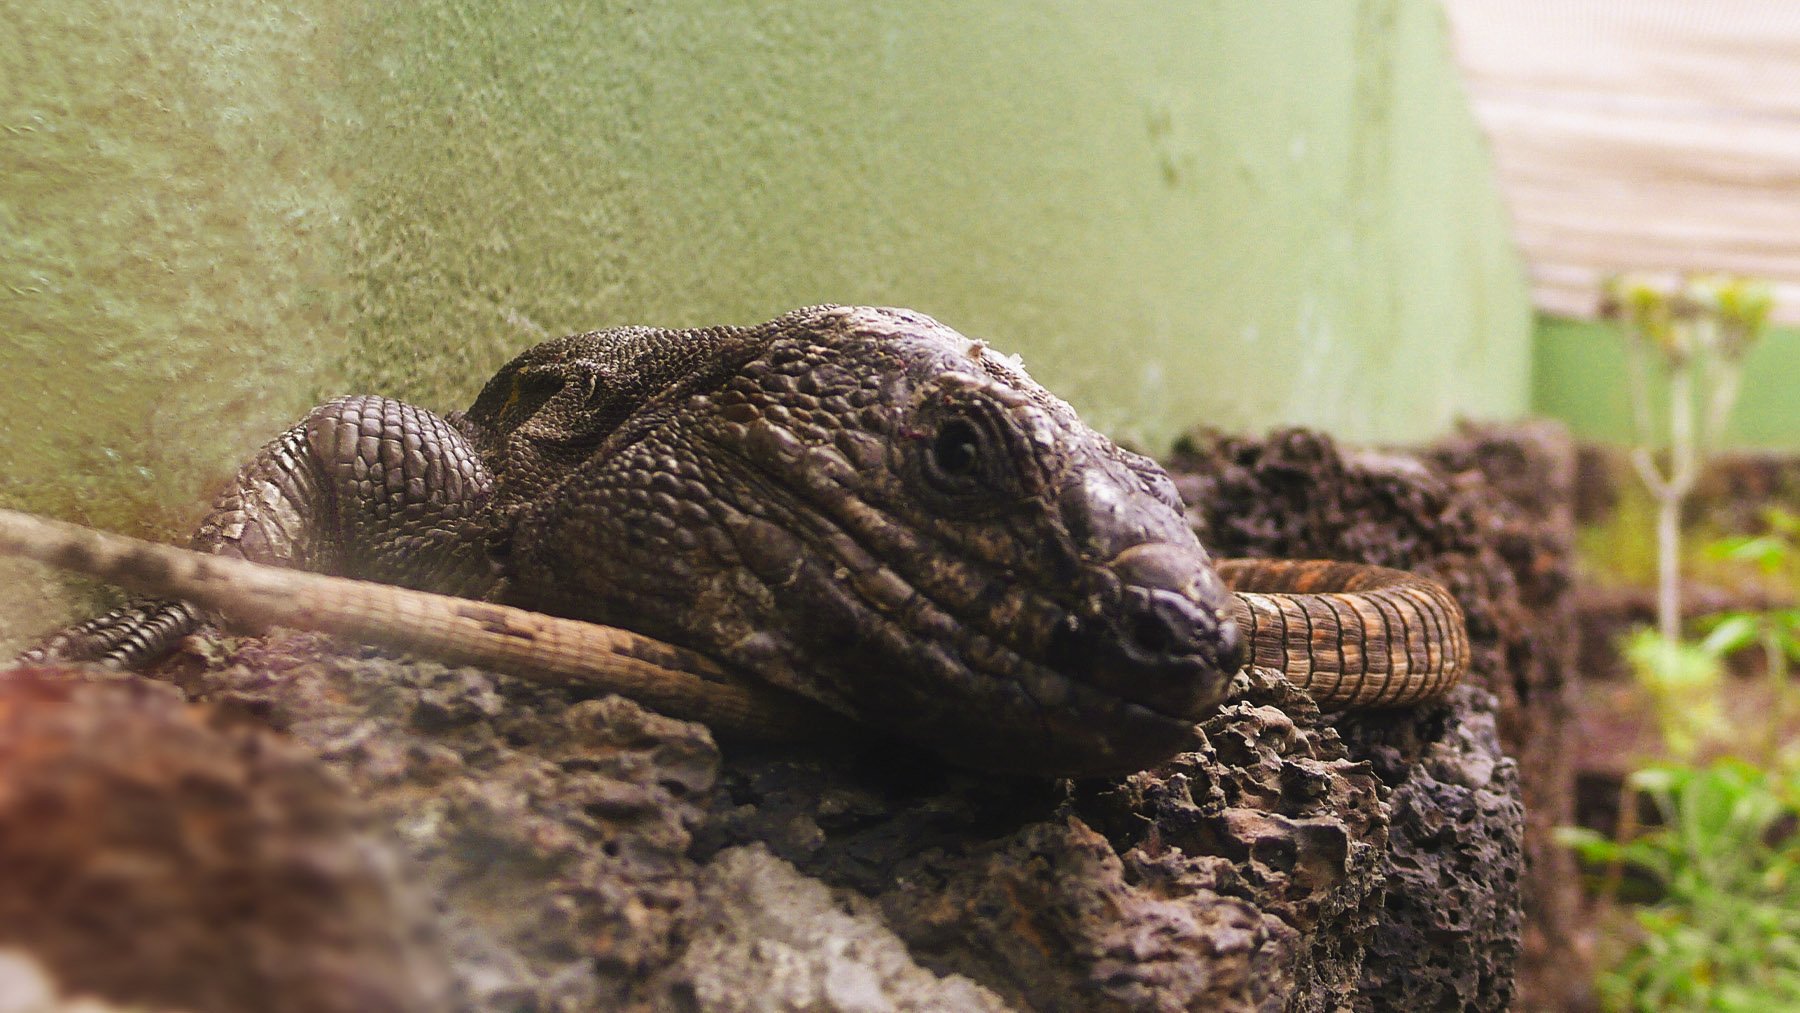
1219, 558, 1468, 708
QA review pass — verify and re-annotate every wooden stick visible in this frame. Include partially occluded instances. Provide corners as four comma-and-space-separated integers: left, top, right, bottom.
0, 508, 817, 737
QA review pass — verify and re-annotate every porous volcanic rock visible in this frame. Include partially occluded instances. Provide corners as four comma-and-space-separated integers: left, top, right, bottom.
1169, 422, 1568, 1010
707, 666, 1396, 1012
10, 426, 1533, 1011
0, 667, 448, 1013
157, 633, 723, 1011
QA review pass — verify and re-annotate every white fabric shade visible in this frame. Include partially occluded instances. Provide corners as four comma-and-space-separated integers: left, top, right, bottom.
1444, 0, 1800, 321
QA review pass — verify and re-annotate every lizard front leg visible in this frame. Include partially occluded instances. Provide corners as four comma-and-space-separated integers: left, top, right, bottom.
24, 395, 498, 667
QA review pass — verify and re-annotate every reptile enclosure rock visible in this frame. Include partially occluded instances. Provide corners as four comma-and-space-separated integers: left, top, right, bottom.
1169, 423, 1576, 1009
0, 427, 1533, 1011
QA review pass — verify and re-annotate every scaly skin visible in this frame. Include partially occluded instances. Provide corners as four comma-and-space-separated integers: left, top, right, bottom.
25, 306, 1465, 775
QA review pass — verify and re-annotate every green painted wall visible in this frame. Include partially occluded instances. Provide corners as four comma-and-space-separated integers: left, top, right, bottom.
1533, 315, 1799, 451
1, 0, 1529, 641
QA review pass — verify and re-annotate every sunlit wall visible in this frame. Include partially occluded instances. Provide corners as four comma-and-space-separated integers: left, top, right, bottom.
0, 0, 1530, 640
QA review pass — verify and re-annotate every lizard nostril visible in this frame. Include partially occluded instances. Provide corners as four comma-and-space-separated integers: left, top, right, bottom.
1216, 614, 1245, 674
1106, 543, 1242, 683
1129, 611, 1174, 656
1122, 587, 1210, 660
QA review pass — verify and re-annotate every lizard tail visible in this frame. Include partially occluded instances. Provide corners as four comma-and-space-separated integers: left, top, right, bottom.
1218, 558, 1469, 708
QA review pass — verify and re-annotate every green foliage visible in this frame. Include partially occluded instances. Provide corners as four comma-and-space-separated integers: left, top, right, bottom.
1706, 507, 1800, 580
1571, 508, 1800, 1010
1618, 510, 1799, 764
1600, 274, 1772, 368
1696, 610, 1800, 666
1560, 761, 1800, 1011
1702, 511, 1800, 672
1599, 272, 1774, 650
1623, 628, 1725, 762
1579, 493, 1800, 593
1604, 276, 1685, 363
1695, 277, 1776, 360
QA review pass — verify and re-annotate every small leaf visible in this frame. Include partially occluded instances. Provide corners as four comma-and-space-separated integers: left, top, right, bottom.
1765, 507, 1799, 537
1552, 825, 1604, 848
1712, 535, 1788, 574
1700, 614, 1762, 657
1554, 826, 1625, 864
1631, 767, 1679, 795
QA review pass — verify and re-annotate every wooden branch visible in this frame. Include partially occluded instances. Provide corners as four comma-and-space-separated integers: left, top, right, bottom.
0, 508, 818, 739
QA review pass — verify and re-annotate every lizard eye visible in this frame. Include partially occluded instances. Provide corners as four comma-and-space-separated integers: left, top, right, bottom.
929, 419, 983, 478
913, 407, 1018, 509
899, 379, 1036, 514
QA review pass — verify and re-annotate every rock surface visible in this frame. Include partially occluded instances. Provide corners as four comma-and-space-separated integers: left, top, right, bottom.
1169, 422, 1573, 1009
670, 845, 1013, 1012
0, 668, 447, 1013
1, 426, 1536, 1011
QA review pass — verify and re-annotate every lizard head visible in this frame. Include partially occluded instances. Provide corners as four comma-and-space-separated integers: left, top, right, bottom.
509, 306, 1242, 775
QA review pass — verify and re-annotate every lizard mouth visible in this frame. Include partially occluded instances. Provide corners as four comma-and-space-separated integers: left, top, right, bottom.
974, 658, 1217, 776
730, 528, 1237, 775
1049, 542, 1244, 723
826, 541, 1243, 776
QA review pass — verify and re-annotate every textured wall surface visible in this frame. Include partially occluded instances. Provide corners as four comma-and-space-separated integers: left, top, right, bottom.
1, 1, 1528, 640
1533, 315, 1800, 451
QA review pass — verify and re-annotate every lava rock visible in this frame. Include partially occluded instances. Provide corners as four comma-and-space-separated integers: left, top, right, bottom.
0, 667, 448, 1013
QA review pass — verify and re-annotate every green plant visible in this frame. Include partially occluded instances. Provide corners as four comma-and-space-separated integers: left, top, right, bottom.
1560, 761, 1800, 1011
1576, 488, 1800, 593
1623, 626, 1726, 762
1620, 508, 1800, 764
1701, 510, 1800, 763
1572, 509, 1800, 1010
1706, 506, 1800, 588
1601, 275, 1774, 653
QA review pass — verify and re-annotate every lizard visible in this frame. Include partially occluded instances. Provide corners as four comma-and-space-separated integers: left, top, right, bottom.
13, 305, 1467, 776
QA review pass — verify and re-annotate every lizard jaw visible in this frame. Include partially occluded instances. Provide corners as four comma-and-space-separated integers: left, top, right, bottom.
1035, 541, 1243, 726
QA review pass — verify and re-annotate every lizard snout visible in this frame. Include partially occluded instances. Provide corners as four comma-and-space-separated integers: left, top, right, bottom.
1093, 542, 1244, 720
1120, 584, 1243, 672
1109, 541, 1243, 669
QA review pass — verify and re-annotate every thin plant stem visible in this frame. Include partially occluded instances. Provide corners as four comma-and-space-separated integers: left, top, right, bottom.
1769, 627, 1793, 768
1658, 357, 1696, 647
1623, 321, 1656, 446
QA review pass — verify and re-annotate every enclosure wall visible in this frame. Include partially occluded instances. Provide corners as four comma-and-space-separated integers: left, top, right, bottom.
1, 0, 1530, 637
1532, 316, 1800, 451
